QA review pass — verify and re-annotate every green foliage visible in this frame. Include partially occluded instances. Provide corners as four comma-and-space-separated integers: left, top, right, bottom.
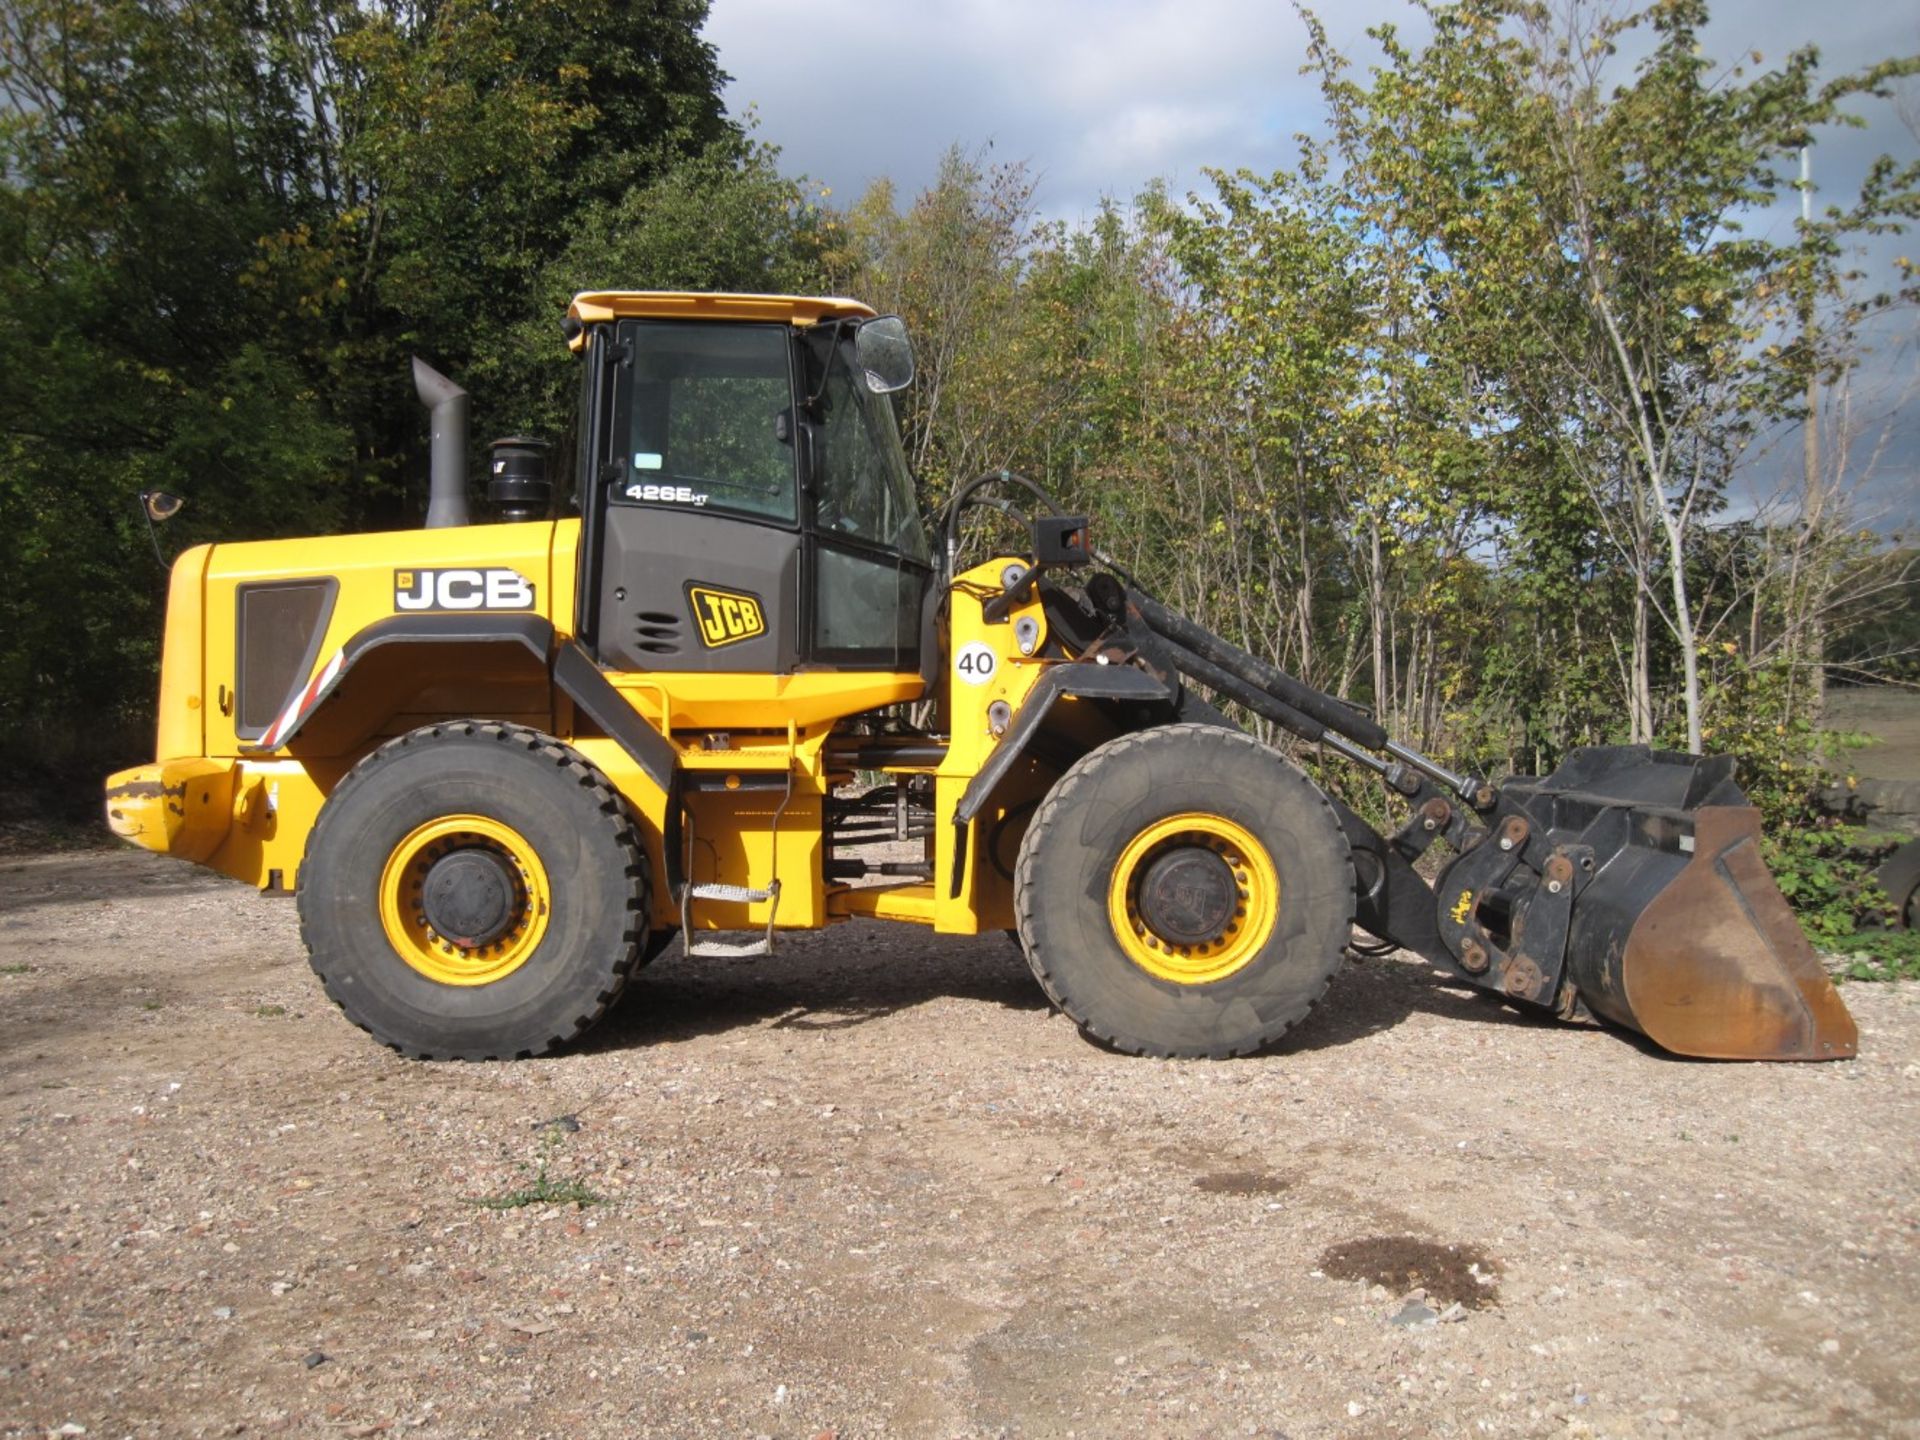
1762, 821, 1902, 956
0, 0, 811, 772
473, 131, 827, 442
1833, 932, 1920, 983
464, 1124, 600, 1210
1692, 654, 1856, 824
465, 1169, 601, 1212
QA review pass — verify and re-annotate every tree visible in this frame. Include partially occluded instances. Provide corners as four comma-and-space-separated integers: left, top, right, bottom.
1305, 0, 1919, 753
829, 147, 1041, 502
0, 0, 780, 765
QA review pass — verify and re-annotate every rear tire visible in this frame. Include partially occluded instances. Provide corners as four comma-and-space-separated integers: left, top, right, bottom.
1013, 724, 1353, 1058
298, 722, 648, 1060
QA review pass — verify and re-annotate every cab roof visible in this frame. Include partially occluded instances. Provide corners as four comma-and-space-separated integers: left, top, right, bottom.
565, 291, 877, 350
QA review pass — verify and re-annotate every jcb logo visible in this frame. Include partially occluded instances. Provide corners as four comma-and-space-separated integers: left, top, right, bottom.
687, 584, 766, 648
394, 568, 536, 612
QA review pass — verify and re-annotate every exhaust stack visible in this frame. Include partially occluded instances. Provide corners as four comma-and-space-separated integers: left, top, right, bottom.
412, 357, 470, 528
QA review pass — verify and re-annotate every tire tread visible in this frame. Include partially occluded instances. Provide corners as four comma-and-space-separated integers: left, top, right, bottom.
298, 722, 647, 1061
1014, 723, 1352, 1059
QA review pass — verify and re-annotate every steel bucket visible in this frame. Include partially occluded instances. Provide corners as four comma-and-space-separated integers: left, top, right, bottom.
1436, 747, 1857, 1061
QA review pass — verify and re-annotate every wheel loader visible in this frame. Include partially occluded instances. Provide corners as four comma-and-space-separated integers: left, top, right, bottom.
103, 292, 1858, 1063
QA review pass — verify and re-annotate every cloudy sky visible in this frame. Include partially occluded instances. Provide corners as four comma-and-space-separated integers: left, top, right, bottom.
702, 0, 1919, 528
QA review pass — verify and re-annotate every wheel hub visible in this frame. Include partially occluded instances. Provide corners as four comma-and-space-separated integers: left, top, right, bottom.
420, 846, 520, 947
1106, 812, 1280, 986
1137, 845, 1240, 945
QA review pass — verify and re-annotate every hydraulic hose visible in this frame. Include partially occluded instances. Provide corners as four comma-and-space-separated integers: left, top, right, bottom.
1146, 630, 1327, 742
1125, 589, 1389, 751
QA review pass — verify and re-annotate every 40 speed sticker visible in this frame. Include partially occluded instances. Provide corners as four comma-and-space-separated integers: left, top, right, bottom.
954, 640, 998, 685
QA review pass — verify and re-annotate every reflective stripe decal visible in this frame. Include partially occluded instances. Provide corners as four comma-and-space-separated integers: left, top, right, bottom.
257, 646, 344, 751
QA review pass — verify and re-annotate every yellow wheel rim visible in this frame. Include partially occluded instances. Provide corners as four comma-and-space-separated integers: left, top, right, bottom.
1107, 812, 1280, 985
377, 816, 551, 986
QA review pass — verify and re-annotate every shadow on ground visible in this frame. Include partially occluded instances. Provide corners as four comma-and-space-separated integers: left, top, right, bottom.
585, 925, 1555, 1057
1272, 955, 1552, 1055
583, 926, 1049, 1053
0, 847, 242, 915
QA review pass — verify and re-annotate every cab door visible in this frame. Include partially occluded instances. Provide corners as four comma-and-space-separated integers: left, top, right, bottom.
590, 319, 803, 674
802, 327, 932, 672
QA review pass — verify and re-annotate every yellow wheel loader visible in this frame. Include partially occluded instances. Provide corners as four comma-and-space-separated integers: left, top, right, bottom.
103, 292, 1857, 1063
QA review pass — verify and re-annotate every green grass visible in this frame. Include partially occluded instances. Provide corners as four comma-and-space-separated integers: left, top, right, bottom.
0, 963, 34, 975
1832, 930, 1920, 983
253, 1004, 287, 1017
464, 1171, 601, 1211
463, 1124, 600, 1211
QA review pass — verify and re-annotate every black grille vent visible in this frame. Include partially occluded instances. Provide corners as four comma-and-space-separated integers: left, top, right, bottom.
236, 578, 338, 738
633, 609, 682, 655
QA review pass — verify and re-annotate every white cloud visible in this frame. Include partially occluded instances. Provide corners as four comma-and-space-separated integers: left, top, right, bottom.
702, 0, 1408, 212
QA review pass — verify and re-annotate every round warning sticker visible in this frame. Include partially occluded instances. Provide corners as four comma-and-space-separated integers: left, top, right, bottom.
954, 641, 998, 686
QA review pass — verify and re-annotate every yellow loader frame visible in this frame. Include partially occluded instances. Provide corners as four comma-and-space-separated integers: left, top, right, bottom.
107, 521, 1062, 940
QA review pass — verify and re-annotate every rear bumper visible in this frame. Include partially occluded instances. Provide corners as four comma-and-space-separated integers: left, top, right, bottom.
104, 759, 237, 862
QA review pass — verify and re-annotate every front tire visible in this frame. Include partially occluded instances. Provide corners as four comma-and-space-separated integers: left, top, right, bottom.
298, 722, 648, 1060
1014, 724, 1353, 1058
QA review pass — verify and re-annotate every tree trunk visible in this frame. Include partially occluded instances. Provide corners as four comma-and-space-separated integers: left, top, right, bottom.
1631, 586, 1653, 745
1368, 519, 1389, 734
1804, 371, 1827, 723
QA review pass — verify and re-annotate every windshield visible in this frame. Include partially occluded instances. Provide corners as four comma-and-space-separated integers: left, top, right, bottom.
809, 331, 930, 562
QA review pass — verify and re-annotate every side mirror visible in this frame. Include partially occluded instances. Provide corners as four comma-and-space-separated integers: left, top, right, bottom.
141, 491, 185, 523
854, 315, 915, 394
136, 490, 186, 570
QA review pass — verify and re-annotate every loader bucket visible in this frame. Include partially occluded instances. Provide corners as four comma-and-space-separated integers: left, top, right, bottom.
1444, 747, 1857, 1061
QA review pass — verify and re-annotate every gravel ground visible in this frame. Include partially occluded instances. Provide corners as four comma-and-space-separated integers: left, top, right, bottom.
2, 846, 1918, 1439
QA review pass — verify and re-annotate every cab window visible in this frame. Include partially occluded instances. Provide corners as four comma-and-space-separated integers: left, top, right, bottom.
813, 339, 930, 561
618, 321, 796, 525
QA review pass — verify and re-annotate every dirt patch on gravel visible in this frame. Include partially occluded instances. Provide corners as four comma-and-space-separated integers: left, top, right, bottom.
1192, 1170, 1292, 1196
4, 846, 1920, 1438
1319, 1236, 1502, 1310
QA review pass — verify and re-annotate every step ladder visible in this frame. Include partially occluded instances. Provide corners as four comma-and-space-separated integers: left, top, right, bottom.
676, 765, 793, 960
678, 878, 782, 958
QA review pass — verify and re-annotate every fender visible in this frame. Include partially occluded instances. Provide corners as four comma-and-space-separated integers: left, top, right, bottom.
953, 662, 1172, 825
246, 615, 676, 797
246, 614, 556, 752
551, 639, 677, 795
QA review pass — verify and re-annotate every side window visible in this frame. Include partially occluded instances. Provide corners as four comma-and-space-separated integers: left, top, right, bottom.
816, 368, 892, 541
812, 347, 928, 559
814, 547, 921, 663
808, 340, 928, 666
621, 322, 796, 525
